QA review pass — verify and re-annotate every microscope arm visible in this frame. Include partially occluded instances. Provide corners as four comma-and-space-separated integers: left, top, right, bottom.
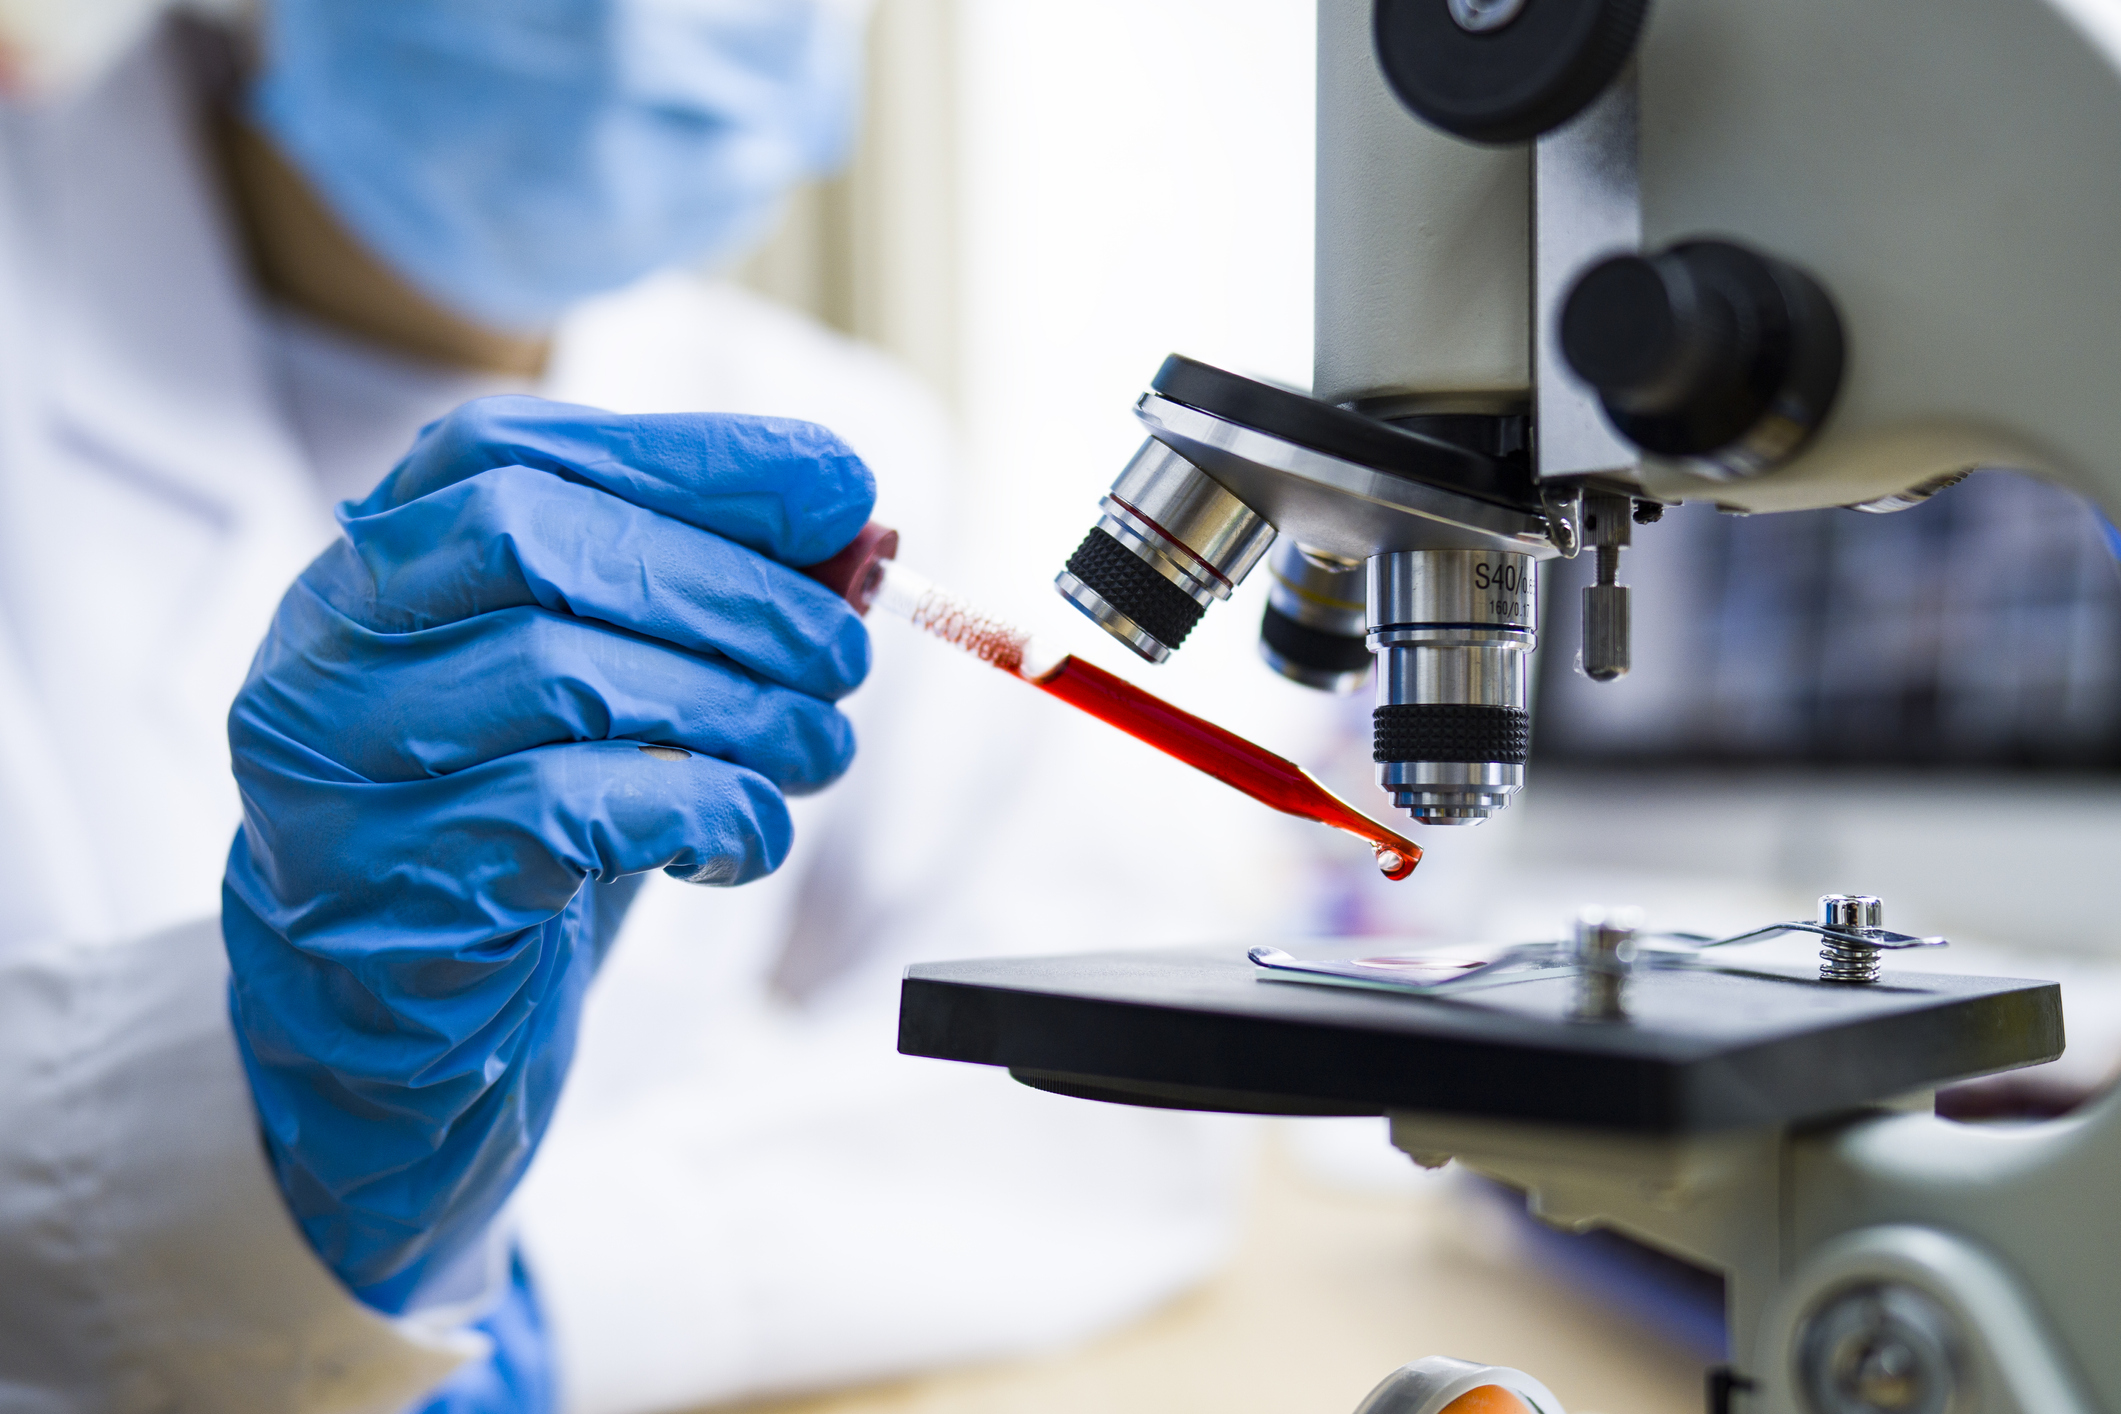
1326, 0, 2121, 521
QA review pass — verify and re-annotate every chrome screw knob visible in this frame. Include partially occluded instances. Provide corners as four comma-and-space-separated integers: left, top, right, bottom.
1572, 905, 1641, 1022
1797, 1283, 1965, 1414
1446, 0, 1529, 33
1818, 894, 1886, 985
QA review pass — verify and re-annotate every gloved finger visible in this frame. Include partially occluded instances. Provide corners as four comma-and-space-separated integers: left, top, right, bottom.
356, 394, 876, 567
229, 736, 797, 980
316, 464, 870, 700
227, 738, 793, 1109
242, 589, 857, 793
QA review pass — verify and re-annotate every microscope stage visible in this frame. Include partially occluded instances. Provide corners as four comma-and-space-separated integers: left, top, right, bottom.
898, 948, 2062, 1132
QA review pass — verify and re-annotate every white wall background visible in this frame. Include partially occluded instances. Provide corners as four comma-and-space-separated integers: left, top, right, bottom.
947, 1, 1323, 755
741, 0, 1326, 753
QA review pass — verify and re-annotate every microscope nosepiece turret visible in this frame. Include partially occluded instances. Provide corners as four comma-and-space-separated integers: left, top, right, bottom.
1057, 355, 1566, 827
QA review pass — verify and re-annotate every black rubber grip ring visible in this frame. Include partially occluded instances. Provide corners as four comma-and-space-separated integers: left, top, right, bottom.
1374, 704, 1531, 765
1065, 528, 1204, 650
1260, 603, 1374, 675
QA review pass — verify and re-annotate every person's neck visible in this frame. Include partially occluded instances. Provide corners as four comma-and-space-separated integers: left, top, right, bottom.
211, 113, 553, 378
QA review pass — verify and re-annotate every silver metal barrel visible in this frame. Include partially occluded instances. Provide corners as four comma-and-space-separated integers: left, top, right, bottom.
1368, 549, 1537, 824
1054, 439, 1276, 663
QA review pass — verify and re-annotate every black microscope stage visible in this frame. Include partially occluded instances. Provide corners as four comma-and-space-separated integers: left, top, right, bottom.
897, 948, 2062, 1133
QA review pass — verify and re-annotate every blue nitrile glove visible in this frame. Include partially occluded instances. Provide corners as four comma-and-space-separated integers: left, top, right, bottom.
409, 1253, 554, 1414
223, 394, 874, 1312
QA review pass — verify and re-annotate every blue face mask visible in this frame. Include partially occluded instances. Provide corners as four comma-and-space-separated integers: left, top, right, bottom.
250, 0, 865, 332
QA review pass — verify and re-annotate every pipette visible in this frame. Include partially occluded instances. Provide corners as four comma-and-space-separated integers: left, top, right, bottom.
803, 524, 1420, 880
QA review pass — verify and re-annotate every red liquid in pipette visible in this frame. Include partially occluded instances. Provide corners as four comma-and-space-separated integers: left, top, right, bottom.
850, 550, 1419, 878
1034, 656, 1421, 879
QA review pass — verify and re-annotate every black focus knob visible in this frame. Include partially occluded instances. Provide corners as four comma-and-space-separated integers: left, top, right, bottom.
1373, 0, 1649, 145
1560, 239, 1846, 478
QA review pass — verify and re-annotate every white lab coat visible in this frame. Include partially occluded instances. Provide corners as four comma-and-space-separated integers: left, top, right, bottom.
0, 27, 1291, 1414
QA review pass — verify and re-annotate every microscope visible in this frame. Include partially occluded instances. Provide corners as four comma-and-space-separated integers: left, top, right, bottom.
903, 2, 2121, 1410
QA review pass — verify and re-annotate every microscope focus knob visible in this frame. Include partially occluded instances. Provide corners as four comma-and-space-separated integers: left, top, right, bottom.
1373, 0, 1649, 144
1560, 239, 1846, 480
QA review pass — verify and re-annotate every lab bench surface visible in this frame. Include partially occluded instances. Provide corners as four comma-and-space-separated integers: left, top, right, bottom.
712, 1133, 1703, 1414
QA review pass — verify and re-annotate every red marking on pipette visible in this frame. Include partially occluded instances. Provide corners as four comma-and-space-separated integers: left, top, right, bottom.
1032, 655, 1421, 879
904, 589, 1028, 674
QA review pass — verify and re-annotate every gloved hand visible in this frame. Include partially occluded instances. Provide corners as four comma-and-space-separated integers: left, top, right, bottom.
223, 394, 874, 1313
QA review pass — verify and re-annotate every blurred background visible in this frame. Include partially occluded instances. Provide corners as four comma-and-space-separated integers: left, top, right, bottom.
698, 3, 2121, 1412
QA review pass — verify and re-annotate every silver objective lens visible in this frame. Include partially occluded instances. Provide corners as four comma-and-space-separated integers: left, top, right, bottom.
1259, 541, 1371, 692
1055, 439, 1275, 663
1369, 549, 1537, 825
